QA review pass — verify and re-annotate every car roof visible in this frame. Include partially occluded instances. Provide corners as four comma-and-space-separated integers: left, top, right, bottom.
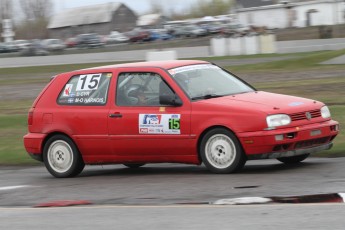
85, 60, 210, 71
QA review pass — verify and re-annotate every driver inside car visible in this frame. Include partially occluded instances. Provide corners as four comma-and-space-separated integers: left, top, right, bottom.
126, 85, 147, 105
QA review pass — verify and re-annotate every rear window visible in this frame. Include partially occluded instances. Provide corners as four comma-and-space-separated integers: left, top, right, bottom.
58, 73, 112, 106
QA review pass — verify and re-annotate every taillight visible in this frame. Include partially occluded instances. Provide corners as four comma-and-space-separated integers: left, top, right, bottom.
28, 108, 34, 125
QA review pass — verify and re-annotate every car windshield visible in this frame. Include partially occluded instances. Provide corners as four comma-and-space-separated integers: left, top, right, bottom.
169, 64, 254, 100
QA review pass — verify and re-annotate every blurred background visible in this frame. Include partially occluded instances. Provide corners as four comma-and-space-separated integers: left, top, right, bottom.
1, 0, 345, 54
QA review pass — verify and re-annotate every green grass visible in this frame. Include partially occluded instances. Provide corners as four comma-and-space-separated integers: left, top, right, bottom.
315, 105, 345, 157
198, 50, 315, 61
0, 115, 36, 165
0, 62, 117, 76
227, 49, 345, 72
253, 77, 345, 105
1, 49, 345, 164
0, 100, 33, 115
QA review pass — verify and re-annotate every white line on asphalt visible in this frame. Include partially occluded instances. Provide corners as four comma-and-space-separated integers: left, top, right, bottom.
0, 203, 344, 211
213, 197, 273, 205
0, 185, 34, 191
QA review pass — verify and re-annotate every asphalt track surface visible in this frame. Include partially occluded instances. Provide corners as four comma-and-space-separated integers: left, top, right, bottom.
1, 203, 345, 230
0, 46, 299, 68
0, 47, 210, 68
1, 158, 345, 229
2, 157, 345, 207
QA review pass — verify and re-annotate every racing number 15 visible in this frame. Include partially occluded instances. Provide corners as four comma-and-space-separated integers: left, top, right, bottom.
76, 74, 101, 91
169, 119, 180, 130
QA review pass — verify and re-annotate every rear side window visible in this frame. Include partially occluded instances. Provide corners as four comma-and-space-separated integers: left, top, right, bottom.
58, 73, 112, 105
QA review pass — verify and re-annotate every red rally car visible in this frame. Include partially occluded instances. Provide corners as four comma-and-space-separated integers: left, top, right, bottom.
23, 60, 339, 178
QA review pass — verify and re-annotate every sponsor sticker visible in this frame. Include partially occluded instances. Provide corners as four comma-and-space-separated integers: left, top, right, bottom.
63, 84, 73, 97
139, 114, 181, 134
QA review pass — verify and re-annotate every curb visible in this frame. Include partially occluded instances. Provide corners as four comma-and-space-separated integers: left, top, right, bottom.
34, 200, 92, 208
213, 193, 345, 205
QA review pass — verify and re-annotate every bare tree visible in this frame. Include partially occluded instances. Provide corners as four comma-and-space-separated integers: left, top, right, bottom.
190, 0, 234, 18
17, 0, 53, 39
20, 0, 53, 20
0, 0, 13, 20
147, 0, 164, 14
170, 0, 234, 20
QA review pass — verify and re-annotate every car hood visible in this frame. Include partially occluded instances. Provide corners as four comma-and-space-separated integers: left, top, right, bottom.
197, 91, 323, 114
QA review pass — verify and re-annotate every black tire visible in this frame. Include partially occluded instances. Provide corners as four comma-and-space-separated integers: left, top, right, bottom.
43, 135, 85, 178
200, 128, 246, 174
123, 163, 145, 169
277, 153, 310, 164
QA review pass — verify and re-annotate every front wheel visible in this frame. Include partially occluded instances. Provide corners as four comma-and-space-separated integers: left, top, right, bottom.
277, 153, 310, 164
43, 135, 85, 178
200, 128, 246, 174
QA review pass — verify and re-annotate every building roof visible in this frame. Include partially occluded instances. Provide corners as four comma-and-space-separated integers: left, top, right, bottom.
236, 0, 335, 9
236, 0, 340, 11
48, 2, 123, 29
236, 0, 277, 8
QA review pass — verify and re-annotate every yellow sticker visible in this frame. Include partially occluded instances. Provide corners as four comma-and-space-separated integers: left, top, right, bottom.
159, 107, 166, 112
106, 73, 112, 78
296, 127, 300, 131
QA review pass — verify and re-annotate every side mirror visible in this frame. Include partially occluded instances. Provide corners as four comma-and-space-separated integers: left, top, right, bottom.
159, 94, 183, 106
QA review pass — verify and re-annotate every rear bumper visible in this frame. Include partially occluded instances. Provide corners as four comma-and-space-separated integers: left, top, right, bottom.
23, 133, 47, 162
238, 120, 339, 159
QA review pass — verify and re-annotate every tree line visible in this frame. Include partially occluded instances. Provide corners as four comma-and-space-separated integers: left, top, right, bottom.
0, 0, 53, 40
148, 0, 234, 19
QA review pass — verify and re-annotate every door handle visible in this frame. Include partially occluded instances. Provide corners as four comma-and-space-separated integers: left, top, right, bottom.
109, 113, 123, 118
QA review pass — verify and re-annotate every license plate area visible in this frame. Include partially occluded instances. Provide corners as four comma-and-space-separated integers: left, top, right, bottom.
310, 129, 321, 136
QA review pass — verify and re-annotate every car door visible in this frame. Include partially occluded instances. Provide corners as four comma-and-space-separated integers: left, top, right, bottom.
55, 71, 112, 159
108, 67, 193, 161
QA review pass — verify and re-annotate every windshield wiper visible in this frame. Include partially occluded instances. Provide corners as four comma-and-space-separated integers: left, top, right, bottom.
191, 94, 224, 100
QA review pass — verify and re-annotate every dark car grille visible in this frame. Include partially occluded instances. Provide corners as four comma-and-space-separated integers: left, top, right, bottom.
294, 137, 330, 149
290, 109, 321, 121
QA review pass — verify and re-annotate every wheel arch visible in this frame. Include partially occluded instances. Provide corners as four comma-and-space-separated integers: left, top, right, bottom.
42, 132, 85, 178
197, 125, 245, 162
41, 132, 81, 162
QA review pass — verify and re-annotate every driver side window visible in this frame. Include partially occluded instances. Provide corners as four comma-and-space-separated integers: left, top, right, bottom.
116, 72, 174, 106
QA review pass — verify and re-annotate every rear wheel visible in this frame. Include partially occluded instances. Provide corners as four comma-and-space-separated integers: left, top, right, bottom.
277, 153, 310, 164
43, 135, 85, 178
200, 128, 246, 174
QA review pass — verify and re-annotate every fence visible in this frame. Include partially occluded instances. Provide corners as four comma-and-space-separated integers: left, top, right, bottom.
210, 34, 277, 56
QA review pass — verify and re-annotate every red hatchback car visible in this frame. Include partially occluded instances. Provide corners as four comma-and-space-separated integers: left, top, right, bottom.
24, 60, 339, 178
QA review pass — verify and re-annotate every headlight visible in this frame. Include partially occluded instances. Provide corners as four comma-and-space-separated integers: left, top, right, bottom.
321, 106, 331, 118
266, 114, 291, 129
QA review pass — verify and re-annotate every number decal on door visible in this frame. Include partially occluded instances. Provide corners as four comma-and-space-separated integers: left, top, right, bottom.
169, 119, 180, 130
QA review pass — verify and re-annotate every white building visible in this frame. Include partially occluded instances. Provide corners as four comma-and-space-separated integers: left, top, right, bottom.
1, 19, 15, 42
235, 0, 345, 29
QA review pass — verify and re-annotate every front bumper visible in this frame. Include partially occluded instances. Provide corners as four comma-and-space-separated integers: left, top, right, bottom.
238, 120, 339, 160
247, 142, 333, 160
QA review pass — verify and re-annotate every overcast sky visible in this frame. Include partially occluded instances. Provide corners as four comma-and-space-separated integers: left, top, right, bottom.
53, 0, 199, 15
